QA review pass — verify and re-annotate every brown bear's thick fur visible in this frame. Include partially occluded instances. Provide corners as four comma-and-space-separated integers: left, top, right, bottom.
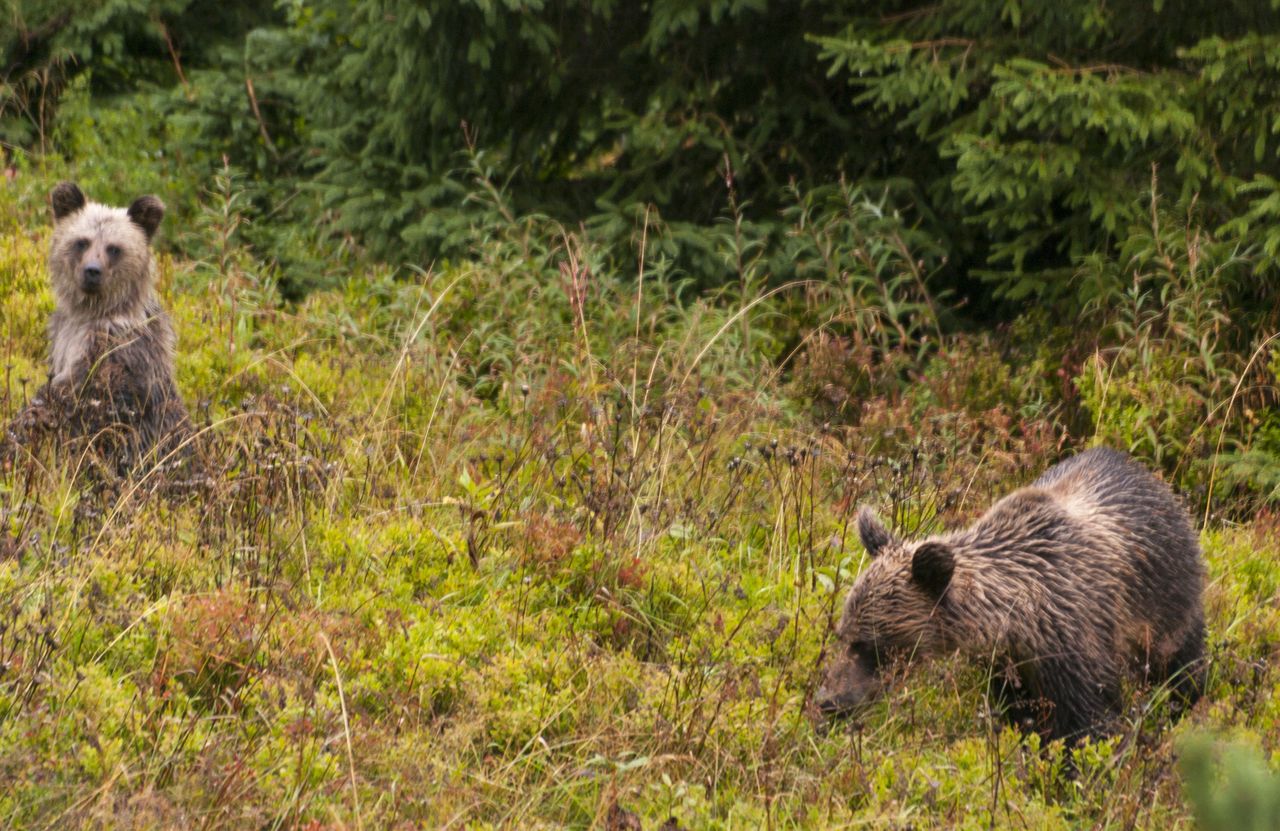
816, 447, 1206, 743
4, 182, 190, 474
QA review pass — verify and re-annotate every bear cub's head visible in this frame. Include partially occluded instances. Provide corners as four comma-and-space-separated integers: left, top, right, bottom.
49, 182, 165, 317
815, 506, 958, 719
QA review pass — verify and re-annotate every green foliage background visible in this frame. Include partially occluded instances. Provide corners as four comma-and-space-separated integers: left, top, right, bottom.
5, 0, 1280, 306
3, 2, 1280, 825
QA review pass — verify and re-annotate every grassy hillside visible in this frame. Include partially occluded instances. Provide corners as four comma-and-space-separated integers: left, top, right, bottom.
1, 169, 1278, 829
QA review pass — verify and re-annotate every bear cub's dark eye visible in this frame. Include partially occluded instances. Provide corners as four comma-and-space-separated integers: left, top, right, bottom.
106, 244, 122, 258
73, 238, 90, 252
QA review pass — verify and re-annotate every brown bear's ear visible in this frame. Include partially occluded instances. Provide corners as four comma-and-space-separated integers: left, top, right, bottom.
857, 507, 895, 557
910, 541, 954, 598
127, 195, 165, 240
51, 182, 86, 219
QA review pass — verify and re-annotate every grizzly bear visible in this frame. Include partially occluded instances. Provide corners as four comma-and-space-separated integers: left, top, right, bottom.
4, 182, 190, 473
815, 447, 1205, 743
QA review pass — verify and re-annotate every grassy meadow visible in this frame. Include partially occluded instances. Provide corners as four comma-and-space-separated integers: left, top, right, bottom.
0, 165, 1278, 830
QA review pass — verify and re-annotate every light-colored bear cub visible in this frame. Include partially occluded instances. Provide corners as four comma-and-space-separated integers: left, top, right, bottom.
5, 182, 190, 471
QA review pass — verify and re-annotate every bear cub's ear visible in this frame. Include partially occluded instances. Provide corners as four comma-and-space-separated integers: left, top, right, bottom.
51, 182, 86, 220
910, 541, 955, 598
127, 195, 166, 240
857, 507, 896, 557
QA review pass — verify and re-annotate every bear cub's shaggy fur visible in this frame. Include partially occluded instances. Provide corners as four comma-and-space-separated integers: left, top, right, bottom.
5, 182, 190, 471
816, 447, 1205, 743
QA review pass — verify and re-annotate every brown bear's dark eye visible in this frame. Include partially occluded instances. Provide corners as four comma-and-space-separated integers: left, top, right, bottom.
106, 244, 122, 258
73, 238, 90, 252
850, 640, 883, 668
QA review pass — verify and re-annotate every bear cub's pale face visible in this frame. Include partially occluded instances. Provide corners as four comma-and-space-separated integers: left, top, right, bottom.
49, 182, 164, 320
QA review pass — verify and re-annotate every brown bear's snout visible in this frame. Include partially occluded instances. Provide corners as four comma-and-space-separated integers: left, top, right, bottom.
814, 685, 864, 718
814, 653, 879, 719
81, 262, 103, 293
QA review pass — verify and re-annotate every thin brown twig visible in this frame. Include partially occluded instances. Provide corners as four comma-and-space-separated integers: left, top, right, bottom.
245, 76, 279, 159
883, 37, 977, 54
1046, 54, 1145, 76
157, 20, 192, 99
881, 4, 941, 24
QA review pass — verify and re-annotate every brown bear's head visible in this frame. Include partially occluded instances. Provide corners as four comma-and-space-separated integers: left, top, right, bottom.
48, 182, 164, 318
814, 506, 956, 719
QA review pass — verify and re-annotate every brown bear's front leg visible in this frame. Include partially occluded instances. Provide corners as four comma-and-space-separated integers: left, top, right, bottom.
1157, 615, 1206, 715
987, 660, 1051, 735
1033, 659, 1122, 744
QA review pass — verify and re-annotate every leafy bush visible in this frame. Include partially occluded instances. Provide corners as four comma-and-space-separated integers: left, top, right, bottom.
268, 0, 854, 266
818, 0, 1280, 304
1179, 733, 1280, 831
2, 0, 274, 148
1212, 348, 1280, 510
1068, 182, 1274, 495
